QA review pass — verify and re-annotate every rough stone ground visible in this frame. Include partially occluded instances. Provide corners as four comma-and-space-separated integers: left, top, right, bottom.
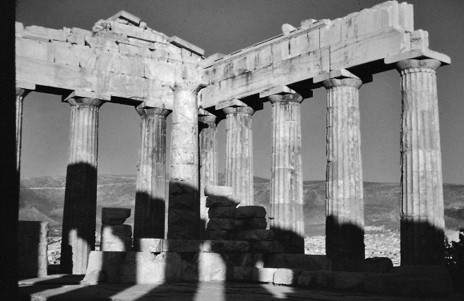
19, 275, 461, 301
305, 231, 401, 266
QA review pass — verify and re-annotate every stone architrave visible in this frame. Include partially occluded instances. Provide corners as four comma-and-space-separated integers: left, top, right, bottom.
133, 106, 170, 248
223, 106, 254, 206
395, 59, 445, 265
61, 97, 104, 274
168, 82, 201, 239
323, 76, 365, 269
199, 114, 218, 238
15, 87, 31, 173
268, 92, 305, 254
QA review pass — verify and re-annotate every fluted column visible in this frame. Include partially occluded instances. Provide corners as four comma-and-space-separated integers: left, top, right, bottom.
199, 114, 218, 238
133, 106, 170, 248
323, 77, 365, 269
268, 93, 305, 253
16, 88, 30, 173
168, 83, 201, 239
223, 106, 254, 205
61, 97, 103, 274
396, 59, 445, 265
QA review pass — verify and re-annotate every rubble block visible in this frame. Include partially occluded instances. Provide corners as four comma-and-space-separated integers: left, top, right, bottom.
102, 207, 131, 225
204, 185, 234, 197
235, 206, 266, 218
265, 254, 332, 271
206, 196, 239, 208
238, 253, 264, 268
273, 268, 303, 285
360, 257, 393, 273
251, 241, 284, 254
137, 238, 163, 252
83, 251, 183, 284
119, 252, 182, 284
196, 252, 229, 281
208, 206, 236, 218
205, 229, 230, 240
18, 221, 48, 278
207, 217, 235, 230
252, 267, 277, 283
101, 224, 132, 251
234, 266, 254, 281
236, 229, 275, 242
83, 251, 127, 284
234, 217, 267, 230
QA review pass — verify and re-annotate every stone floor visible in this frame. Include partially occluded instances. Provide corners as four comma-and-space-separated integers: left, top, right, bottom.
19, 275, 463, 301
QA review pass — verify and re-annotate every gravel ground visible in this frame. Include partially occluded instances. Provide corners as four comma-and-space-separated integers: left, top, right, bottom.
305, 230, 401, 266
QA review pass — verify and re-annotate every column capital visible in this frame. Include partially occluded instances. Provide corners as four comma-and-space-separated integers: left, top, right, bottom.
222, 106, 255, 116
268, 93, 303, 104
395, 59, 441, 73
322, 77, 363, 90
172, 81, 205, 94
16, 87, 31, 98
198, 114, 217, 124
66, 97, 104, 108
136, 105, 171, 118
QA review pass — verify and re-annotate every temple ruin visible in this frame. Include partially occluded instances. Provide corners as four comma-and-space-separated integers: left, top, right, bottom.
15, 0, 452, 294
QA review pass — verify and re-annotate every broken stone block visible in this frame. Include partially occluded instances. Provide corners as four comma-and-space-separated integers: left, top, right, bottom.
360, 257, 393, 273
273, 268, 303, 285
205, 185, 234, 197
137, 238, 163, 252
251, 241, 284, 254
83, 251, 127, 284
234, 217, 267, 230
207, 217, 235, 230
199, 240, 249, 253
333, 271, 366, 290
206, 196, 239, 208
238, 253, 264, 268
235, 206, 266, 218
197, 252, 228, 281
208, 206, 236, 218
205, 229, 230, 240
252, 268, 277, 283
234, 266, 254, 281
18, 221, 48, 278
297, 270, 316, 287
101, 224, 132, 251
265, 254, 332, 271
102, 207, 131, 225
236, 229, 275, 241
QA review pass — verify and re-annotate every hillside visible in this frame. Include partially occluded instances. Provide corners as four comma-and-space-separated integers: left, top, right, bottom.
19, 175, 464, 236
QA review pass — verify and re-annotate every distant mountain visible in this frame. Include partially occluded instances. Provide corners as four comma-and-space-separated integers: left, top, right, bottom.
19, 175, 464, 236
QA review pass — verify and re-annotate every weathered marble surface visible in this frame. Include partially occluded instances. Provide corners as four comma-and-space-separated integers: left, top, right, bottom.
18, 221, 48, 278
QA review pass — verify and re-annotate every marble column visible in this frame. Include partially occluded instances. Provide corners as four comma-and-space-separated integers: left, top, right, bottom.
323, 77, 365, 269
15, 88, 30, 173
268, 93, 305, 253
223, 106, 254, 206
61, 97, 103, 274
396, 59, 445, 265
133, 106, 170, 249
199, 114, 218, 238
168, 83, 201, 239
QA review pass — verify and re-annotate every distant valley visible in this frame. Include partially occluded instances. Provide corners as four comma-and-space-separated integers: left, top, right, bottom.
19, 174, 464, 236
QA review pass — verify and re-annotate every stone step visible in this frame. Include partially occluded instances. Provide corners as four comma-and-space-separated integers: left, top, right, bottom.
233, 265, 454, 297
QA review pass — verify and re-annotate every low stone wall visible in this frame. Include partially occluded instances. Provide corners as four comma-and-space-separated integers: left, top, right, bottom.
18, 221, 48, 278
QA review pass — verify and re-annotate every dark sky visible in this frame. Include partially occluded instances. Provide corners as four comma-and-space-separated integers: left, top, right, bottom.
16, 0, 464, 184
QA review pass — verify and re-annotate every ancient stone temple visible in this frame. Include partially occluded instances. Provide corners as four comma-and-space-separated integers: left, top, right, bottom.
15, 1, 451, 291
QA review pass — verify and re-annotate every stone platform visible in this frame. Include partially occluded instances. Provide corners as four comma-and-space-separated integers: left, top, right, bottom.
19, 275, 462, 301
